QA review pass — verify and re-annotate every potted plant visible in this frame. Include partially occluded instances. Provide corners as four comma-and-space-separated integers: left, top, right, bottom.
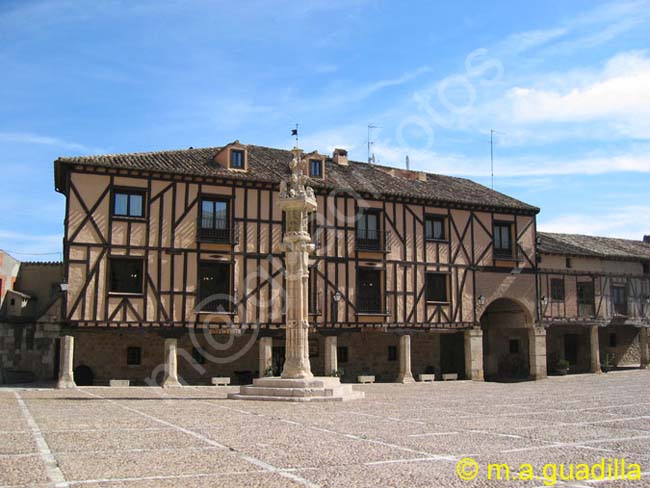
555, 359, 570, 376
601, 353, 614, 373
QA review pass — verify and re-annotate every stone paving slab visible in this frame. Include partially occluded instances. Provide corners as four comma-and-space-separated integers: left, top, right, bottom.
1, 370, 649, 487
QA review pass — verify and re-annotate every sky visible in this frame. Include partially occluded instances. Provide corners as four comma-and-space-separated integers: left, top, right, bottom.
1, 0, 649, 260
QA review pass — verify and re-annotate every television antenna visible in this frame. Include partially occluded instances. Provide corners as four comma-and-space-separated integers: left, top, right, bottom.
367, 124, 379, 164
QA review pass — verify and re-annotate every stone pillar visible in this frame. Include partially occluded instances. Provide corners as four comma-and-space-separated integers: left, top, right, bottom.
259, 337, 273, 377
396, 335, 415, 383
640, 328, 649, 369
162, 339, 182, 387
528, 326, 547, 380
589, 325, 601, 374
56, 335, 77, 389
324, 336, 338, 376
464, 328, 484, 381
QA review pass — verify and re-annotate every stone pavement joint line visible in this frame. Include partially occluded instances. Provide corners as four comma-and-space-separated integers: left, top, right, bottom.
80, 389, 320, 488
13, 391, 69, 488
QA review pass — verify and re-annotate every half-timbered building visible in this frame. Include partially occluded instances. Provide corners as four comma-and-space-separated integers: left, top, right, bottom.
538, 233, 650, 374
52, 140, 547, 385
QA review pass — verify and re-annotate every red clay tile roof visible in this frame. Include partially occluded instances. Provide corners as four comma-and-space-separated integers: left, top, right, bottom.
539, 232, 650, 261
55, 144, 539, 214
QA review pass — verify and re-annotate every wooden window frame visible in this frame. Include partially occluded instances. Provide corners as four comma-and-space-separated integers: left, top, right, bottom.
111, 187, 147, 220
355, 267, 385, 314
126, 346, 142, 366
611, 284, 627, 316
425, 272, 450, 304
230, 149, 245, 170
550, 278, 565, 301
198, 195, 233, 243
309, 159, 323, 178
196, 261, 233, 314
108, 256, 144, 296
493, 221, 514, 259
424, 214, 447, 242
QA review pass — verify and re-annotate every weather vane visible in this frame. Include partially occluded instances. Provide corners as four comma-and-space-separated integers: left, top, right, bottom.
291, 124, 299, 146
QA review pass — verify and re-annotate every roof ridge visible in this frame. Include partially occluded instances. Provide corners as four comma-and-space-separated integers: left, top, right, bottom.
540, 231, 649, 244
57, 146, 222, 161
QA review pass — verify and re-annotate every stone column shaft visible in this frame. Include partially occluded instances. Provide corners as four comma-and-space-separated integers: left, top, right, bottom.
396, 335, 415, 383
528, 326, 547, 380
640, 328, 649, 369
259, 337, 273, 377
56, 335, 77, 389
162, 338, 182, 387
464, 328, 484, 381
589, 325, 601, 374
324, 336, 338, 376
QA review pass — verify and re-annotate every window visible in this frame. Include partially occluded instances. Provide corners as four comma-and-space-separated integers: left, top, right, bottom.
198, 262, 232, 312
126, 347, 141, 366
566, 257, 573, 269
509, 339, 520, 354
425, 215, 446, 241
199, 198, 231, 242
192, 347, 206, 365
308, 270, 319, 315
612, 285, 627, 316
113, 189, 145, 218
643, 262, 649, 275
425, 272, 448, 303
309, 159, 322, 178
109, 257, 143, 294
230, 149, 244, 169
356, 268, 382, 313
337, 346, 349, 363
608, 333, 617, 348
550, 278, 565, 301
356, 208, 382, 250
493, 222, 513, 258
577, 281, 595, 317
388, 345, 397, 361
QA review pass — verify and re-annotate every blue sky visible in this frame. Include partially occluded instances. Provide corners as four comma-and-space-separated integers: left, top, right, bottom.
1, 0, 649, 260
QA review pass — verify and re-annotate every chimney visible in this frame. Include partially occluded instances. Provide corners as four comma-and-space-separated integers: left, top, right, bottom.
644, 235, 650, 243
332, 148, 348, 166
417, 172, 427, 182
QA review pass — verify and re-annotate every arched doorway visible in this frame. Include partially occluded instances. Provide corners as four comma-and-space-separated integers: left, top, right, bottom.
481, 298, 534, 382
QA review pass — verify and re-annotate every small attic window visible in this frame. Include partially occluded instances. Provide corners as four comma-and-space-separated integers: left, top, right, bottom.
309, 159, 322, 178
230, 149, 245, 169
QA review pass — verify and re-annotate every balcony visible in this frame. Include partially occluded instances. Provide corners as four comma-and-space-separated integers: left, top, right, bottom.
355, 229, 391, 252
197, 220, 240, 244
356, 295, 385, 314
578, 303, 595, 318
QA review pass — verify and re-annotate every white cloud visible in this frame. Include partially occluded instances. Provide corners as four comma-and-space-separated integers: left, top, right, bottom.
0, 132, 99, 153
538, 206, 650, 240
0, 230, 63, 260
507, 51, 650, 137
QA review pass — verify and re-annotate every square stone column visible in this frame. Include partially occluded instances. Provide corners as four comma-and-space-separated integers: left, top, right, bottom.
259, 337, 273, 377
162, 338, 182, 387
464, 328, 484, 381
396, 335, 415, 383
528, 326, 547, 380
324, 336, 338, 376
589, 325, 601, 374
56, 335, 77, 389
640, 328, 649, 369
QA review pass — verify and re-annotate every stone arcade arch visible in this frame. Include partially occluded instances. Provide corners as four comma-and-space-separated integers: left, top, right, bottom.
480, 298, 546, 381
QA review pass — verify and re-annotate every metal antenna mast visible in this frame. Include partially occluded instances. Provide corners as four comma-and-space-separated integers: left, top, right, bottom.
367, 124, 378, 164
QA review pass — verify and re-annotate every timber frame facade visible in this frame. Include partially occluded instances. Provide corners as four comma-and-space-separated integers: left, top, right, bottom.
55, 144, 539, 332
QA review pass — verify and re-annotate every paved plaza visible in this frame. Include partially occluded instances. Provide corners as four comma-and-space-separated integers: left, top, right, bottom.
1, 371, 650, 487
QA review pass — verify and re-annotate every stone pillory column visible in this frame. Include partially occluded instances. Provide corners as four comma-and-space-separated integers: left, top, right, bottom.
528, 326, 547, 380
162, 338, 182, 388
228, 148, 363, 401
56, 335, 77, 389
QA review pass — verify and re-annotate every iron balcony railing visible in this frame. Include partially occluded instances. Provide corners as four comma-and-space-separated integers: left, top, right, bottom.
197, 219, 240, 244
355, 229, 391, 252
356, 294, 384, 314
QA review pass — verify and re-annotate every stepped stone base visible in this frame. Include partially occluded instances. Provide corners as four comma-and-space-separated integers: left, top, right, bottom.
228, 377, 365, 402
